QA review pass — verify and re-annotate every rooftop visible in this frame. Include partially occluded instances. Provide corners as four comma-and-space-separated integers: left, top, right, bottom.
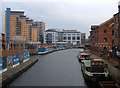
10, 11, 24, 13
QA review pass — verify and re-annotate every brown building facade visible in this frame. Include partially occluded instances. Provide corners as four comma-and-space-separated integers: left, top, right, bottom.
90, 17, 114, 52
32, 21, 45, 44
5, 8, 39, 43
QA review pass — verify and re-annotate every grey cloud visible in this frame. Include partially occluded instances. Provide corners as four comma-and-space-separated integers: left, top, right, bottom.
2, 1, 119, 38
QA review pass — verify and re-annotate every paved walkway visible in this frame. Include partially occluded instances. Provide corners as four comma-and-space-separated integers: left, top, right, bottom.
85, 49, 120, 85
2, 55, 38, 87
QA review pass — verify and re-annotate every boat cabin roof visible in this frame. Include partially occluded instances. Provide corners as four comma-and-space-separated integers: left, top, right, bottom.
82, 59, 104, 67
80, 53, 89, 56
92, 59, 104, 62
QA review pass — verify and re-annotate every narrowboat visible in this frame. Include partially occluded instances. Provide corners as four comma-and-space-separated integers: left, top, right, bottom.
77, 52, 90, 62
81, 59, 109, 83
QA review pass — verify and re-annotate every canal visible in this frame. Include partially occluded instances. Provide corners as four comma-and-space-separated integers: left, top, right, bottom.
8, 49, 90, 87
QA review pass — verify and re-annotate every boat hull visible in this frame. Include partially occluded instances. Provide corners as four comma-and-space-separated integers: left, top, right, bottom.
81, 66, 108, 83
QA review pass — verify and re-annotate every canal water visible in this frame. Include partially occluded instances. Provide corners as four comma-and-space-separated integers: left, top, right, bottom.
8, 49, 90, 87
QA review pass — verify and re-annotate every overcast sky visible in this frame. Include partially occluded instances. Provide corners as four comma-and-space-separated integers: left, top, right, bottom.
1, 0, 120, 38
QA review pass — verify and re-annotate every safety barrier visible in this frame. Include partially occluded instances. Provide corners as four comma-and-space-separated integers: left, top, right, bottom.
38, 45, 67, 54
0, 51, 29, 73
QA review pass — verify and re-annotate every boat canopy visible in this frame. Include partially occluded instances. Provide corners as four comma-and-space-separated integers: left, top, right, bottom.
83, 60, 91, 67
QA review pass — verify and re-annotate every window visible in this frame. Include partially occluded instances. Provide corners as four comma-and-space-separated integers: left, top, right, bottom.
96, 62, 99, 66
77, 37, 80, 40
100, 62, 103, 66
64, 37, 66, 40
104, 38, 107, 42
68, 37, 71, 40
92, 62, 95, 66
105, 24, 109, 27
72, 37, 75, 40
104, 29, 107, 33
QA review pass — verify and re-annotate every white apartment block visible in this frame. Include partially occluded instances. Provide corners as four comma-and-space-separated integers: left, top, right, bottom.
44, 29, 81, 45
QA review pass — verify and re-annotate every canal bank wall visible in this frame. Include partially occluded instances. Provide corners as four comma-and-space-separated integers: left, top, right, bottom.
38, 45, 81, 55
1, 50, 30, 73
38, 45, 68, 55
85, 49, 120, 86
2, 56, 38, 88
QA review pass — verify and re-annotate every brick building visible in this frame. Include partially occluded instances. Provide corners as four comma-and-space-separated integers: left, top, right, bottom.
90, 17, 113, 52
81, 33, 86, 44
90, 2, 120, 58
113, 13, 120, 51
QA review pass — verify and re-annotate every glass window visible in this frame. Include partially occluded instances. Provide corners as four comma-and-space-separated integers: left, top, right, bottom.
104, 38, 107, 42
104, 29, 107, 33
96, 62, 99, 66
92, 62, 95, 66
68, 37, 71, 40
72, 37, 75, 40
64, 37, 66, 40
100, 62, 103, 66
77, 37, 80, 40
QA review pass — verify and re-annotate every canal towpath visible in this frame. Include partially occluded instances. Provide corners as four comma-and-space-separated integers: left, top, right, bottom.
2, 55, 38, 88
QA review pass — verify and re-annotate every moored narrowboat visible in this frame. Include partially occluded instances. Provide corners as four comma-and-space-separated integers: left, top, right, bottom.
81, 59, 109, 83
77, 52, 91, 62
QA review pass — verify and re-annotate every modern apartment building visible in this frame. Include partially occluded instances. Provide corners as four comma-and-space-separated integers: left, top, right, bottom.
5, 8, 38, 43
62, 30, 81, 45
44, 29, 81, 45
32, 21, 45, 43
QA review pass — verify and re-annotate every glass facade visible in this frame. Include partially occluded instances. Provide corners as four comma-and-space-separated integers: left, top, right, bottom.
6, 8, 11, 43
46, 33, 52, 44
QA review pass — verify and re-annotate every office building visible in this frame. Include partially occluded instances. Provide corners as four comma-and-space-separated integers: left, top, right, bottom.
44, 29, 81, 45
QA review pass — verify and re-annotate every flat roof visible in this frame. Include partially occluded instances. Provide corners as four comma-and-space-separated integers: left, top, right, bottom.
93, 59, 104, 62
10, 11, 24, 13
